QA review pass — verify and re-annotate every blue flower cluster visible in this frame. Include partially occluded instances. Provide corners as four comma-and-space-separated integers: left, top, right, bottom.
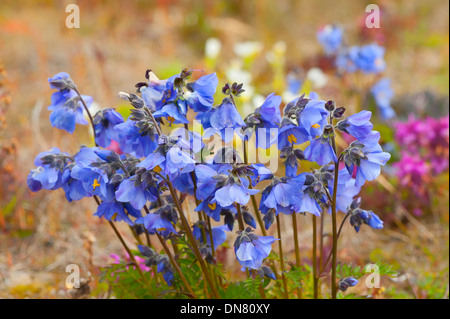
317, 25, 396, 120
28, 69, 391, 286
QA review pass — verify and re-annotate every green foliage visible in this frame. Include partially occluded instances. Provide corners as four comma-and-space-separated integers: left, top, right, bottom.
337, 261, 399, 279
219, 278, 262, 299
99, 263, 155, 299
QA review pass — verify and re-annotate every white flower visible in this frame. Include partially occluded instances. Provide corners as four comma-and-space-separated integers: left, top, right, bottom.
205, 38, 222, 59
307, 68, 328, 88
233, 41, 263, 58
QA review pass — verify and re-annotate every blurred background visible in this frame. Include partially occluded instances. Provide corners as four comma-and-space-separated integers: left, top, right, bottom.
0, 0, 448, 298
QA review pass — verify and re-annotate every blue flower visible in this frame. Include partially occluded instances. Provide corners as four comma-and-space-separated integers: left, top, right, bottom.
337, 110, 374, 140
138, 245, 174, 286
275, 97, 329, 149
187, 73, 218, 113
338, 277, 359, 291
371, 78, 396, 120
94, 201, 141, 226
157, 259, 174, 286
276, 122, 309, 149
290, 172, 323, 217
242, 210, 257, 228
195, 162, 259, 208
61, 166, 90, 202
337, 44, 385, 74
286, 70, 303, 95
281, 147, 305, 177
27, 148, 70, 192
70, 147, 114, 201
137, 135, 195, 180
115, 175, 159, 210
258, 93, 282, 125
194, 164, 222, 200
353, 43, 386, 74
47, 73, 93, 134
343, 131, 391, 187
260, 178, 297, 219
172, 172, 194, 195
171, 127, 205, 154
304, 126, 338, 166
234, 228, 278, 270
350, 209, 384, 232
93, 108, 124, 147
212, 178, 259, 207
248, 164, 273, 186
329, 168, 361, 213
135, 205, 178, 236
256, 265, 277, 280
153, 99, 189, 125
199, 97, 245, 143
195, 195, 236, 222
193, 224, 229, 249
139, 72, 174, 111
243, 93, 282, 149
317, 24, 343, 55
114, 119, 158, 158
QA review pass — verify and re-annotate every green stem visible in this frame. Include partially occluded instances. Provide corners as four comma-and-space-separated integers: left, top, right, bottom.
107, 220, 153, 293
166, 180, 220, 299
312, 215, 319, 299
318, 213, 350, 277
330, 136, 340, 299
236, 203, 245, 231
74, 87, 97, 145
292, 213, 302, 299
276, 214, 289, 299
249, 184, 267, 236
155, 232, 196, 298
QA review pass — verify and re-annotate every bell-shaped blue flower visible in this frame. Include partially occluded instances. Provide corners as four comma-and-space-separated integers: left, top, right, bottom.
61, 166, 90, 202
94, 201, 141, 226
243, 93, 282, 149
193, 223, 229, 249
115, 175, 158, 210
212, 179, 259, 207
200, 97, 245, 143
337, 110, 373, 140
234, 227, 278, 270
93, 108, 124, 147
304, 126, 338, 166
70, 147, 114, 201
114, 119, 158, 158
329, 168, 361, 213
350, 209, 384, 232
260, 178, 297, 218
338, 277, 359, 291
371, 78, 396, 120
47, 73, 93, 134
317, 24, 343, 55
187, 73, 218, 113
27, 148, 70, 192
137, 135, 195, 180
343, 131, 391, 187
135, 205, 178, 236
290, 173, 323, 217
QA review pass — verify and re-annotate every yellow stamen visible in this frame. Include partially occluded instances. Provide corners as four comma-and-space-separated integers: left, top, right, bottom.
208, 203, 217, 210
92, 179, 100, 190
111, 213, 118, 221
156, 228, 166, 232
167, 116, 175, 124
287, 133, 297, 144
153, 165, 162, 173
311, 123, 321, 129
